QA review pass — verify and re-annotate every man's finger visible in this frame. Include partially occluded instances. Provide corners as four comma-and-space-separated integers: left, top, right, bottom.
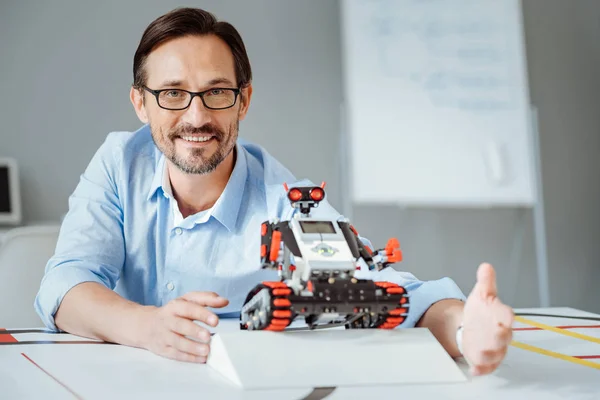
162, 345, 207, 364
181, 292, 230, 308
484, 348, 507, 365
468, 347, 505, 367
168, 316, 212, 342
476, 263, 497, 298
470, 361, 501, 376
165, 331, 211, 357
172, 299, 221, 327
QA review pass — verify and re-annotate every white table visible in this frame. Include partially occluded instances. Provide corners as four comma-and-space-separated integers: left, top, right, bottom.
1, 307, 599, 399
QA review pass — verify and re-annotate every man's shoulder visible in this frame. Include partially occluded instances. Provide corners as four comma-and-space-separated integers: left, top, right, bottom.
238, 138, 296, 186
86, 125, 158, 192
100, 125, 156, 159
237, 138, 327, 219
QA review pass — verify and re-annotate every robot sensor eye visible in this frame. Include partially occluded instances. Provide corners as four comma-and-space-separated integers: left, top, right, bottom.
309, 187, 324, 201
288, 188, 303, 202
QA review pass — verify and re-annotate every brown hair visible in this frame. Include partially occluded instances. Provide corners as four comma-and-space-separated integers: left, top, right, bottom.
132, 7, 252, 89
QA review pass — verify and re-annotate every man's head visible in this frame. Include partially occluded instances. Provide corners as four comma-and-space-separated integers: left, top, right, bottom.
130, 8, 252, 174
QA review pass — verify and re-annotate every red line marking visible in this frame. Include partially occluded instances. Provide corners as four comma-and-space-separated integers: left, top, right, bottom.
0, 328, 18, 343
21, 353, 83, 399
513, 325, 600, 331
573, 355, 600, 360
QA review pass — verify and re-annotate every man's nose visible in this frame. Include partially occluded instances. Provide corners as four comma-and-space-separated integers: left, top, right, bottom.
182, 95, 212, 127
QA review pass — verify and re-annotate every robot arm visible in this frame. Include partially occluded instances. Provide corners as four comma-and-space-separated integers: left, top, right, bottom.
337, 221, 402, 272
260, 221, 280, 268
371, 237, 403, 271
260, 220, 302, 272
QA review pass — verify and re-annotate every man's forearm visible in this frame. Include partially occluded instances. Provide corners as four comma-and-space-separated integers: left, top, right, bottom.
416, 299, 464, 358
54, 282, 155, 348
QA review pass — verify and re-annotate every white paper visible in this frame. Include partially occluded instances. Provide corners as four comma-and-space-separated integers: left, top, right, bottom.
207, 327, 466, 389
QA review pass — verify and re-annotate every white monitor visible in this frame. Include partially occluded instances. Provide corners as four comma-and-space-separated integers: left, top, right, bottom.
0, 157, 22, 225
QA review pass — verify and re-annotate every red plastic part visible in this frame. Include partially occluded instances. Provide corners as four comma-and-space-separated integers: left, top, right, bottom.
389, 308, 408, 316
273, 310, 292, 318
310, 187, 324, 201
269, 231, 282, 262
288, 188, 302, 202
387, 249, 403, 263
273, 298, 291, 307
385, 238, 400, 255
262, 281, 287, 289
272, 288, 292, 296
386, 286, 406, 295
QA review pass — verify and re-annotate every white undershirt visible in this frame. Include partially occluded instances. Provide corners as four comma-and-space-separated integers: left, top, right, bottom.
161, 163, 213, 228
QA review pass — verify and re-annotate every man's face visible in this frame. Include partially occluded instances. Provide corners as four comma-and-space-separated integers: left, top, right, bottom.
132, 35, 251, 174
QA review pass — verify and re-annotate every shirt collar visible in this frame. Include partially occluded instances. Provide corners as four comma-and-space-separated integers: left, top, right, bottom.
147, 154, 166, 201
210, 144, 248, 231
147, 143, 248, 232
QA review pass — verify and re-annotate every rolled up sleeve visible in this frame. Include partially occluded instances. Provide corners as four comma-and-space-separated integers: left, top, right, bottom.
34, 133, 126, 331
399, 275, 466, 328
359, 267, 466, 328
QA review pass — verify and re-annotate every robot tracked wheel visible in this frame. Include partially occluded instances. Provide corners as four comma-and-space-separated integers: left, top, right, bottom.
240, 182, 409, 331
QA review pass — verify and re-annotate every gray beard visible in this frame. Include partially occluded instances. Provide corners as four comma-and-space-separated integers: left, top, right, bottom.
150, 120, 238, 175
169, 143, 230, 175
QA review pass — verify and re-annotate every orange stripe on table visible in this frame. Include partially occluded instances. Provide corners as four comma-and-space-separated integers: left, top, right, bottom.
0, 328, 18, 343
574, 355, 600, 360
514, 325, 600, 331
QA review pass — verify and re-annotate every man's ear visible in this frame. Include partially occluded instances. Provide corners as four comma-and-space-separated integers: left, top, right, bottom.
130, 86, 149, 123
238, 83, 253, 121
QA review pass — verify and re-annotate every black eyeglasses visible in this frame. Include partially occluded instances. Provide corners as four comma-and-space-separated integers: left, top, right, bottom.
142, 86, 241, 110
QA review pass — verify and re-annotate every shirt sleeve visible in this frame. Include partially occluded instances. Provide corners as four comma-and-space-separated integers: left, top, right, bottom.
354, 267, 466, 328
278, 184, 466, 328
34, 133, 126, 331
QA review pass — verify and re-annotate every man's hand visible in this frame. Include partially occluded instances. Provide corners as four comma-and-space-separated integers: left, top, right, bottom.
141, 291, 229, 363
461, 263, 514, 376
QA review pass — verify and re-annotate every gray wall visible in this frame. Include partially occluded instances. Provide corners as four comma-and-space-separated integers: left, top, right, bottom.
0, 0, 344, 222
522, 0, 600, 311
0, 0, 598, 312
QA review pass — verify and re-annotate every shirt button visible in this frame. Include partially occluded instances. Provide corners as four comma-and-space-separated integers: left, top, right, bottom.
166, 282, 175, 291
175, 228, 183, 235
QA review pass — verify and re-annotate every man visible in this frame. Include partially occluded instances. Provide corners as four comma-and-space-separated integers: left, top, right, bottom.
35, 7, 513, 376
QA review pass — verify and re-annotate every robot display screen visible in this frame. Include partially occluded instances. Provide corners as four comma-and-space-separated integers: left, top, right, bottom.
299, 221, 336, 234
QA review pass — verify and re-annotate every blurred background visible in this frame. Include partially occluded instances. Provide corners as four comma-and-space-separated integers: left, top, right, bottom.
0, 0, 598, 317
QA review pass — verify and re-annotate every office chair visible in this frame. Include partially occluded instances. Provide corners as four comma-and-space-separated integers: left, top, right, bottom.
0, 225, 60, 327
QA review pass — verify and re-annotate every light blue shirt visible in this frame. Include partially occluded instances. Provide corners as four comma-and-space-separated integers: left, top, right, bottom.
35, 124, 465, 331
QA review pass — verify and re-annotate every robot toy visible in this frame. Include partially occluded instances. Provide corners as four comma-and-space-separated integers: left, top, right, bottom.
240, 182, 409, 331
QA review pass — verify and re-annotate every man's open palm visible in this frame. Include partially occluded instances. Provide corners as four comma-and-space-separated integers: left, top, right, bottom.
461, 263, 514, 376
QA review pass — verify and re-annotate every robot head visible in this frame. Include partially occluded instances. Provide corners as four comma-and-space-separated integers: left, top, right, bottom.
283, 182, 326, 215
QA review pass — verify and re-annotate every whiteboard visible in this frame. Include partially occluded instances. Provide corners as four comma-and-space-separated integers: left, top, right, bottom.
340, 0, 536, 207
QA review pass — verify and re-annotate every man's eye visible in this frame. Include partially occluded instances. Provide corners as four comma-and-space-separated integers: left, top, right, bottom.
165, 90, 181, 97
208, 89, 224, 95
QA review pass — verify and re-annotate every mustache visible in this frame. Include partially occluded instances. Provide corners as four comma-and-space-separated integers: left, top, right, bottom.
169, 123, 223, 139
